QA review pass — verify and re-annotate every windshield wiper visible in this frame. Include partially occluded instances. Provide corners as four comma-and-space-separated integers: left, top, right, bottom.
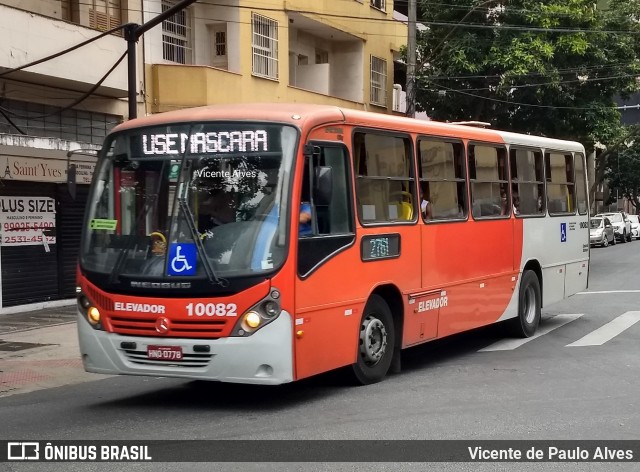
177, 196, 227, 287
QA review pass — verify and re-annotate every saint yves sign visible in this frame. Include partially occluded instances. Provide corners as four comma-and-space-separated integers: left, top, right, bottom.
1, 155, 95, 184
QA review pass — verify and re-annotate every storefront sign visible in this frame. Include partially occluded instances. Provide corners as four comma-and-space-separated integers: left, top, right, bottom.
0, 197, 56, 247
1, 155, 95, 184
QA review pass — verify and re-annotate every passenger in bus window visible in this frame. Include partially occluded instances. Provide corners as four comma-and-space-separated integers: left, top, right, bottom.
512, 191, 520, 215
500, 186, 510, 215
420, 182, 433, 220
299, 202, 313, 236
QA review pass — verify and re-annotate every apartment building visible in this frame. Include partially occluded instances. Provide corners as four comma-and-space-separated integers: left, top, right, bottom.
0, 0, 143, 311
0, 0, 408, 311
143, 0, 408, 114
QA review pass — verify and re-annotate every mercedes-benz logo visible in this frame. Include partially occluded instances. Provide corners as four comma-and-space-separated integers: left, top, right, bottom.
155, 317, 170, 334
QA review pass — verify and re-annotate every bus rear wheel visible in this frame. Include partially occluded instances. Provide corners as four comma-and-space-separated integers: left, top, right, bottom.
508, 270, 541, 338
350, 295, 395, 385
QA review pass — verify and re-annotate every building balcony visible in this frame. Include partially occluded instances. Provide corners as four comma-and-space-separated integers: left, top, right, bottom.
0, 4, 128, 98
287, 11, 364, 103
150, 64, 367, 113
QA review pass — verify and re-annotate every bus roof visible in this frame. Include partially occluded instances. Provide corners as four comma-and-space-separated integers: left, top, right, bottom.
495, 130, 585, 153
112, 103, 584, 151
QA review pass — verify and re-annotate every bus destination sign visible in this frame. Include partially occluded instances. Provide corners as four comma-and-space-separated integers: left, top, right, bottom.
141, 130, 269, 156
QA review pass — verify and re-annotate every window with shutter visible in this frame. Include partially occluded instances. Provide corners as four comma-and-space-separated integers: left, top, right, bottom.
88, 0, 122, 35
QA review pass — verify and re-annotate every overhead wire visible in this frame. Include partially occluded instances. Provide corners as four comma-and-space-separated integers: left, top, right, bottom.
426, 82, 640, 110
2, 0, 637, 117
0, 23, 128, 79
0, 50, 128, 120
0, 106, 26, 135
23, 0, 640, 35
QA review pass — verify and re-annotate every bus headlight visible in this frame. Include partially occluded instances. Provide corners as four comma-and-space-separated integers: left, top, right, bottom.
77, 290, 104, 330
232, 287, 283, 336
242, 311, 261, 330
263, 300, 280, 318
79, 296, 91, 310
88, 307, 101, 325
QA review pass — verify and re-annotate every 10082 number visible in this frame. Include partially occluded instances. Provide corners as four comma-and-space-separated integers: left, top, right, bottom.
186, 302, 237, 317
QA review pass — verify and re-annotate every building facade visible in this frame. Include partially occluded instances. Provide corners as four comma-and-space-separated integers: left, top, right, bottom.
0, 0, 408, 312
143, 0, 408, 114
0, 0, 143, 312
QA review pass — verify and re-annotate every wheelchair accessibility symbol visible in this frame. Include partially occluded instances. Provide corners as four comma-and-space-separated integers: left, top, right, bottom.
167, 243, 197, 276
560, 223, 567, 242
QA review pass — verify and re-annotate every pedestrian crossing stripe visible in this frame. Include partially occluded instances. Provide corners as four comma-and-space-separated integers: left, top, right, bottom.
478, 314, 583, 352
566, 311, 640, 347
478, 312, 640, 351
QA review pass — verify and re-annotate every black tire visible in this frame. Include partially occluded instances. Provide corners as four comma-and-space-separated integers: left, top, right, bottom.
612, 235, 616, 245
350, 295, 395, 385
508, 270, 541, 338
602, 236, 609, 247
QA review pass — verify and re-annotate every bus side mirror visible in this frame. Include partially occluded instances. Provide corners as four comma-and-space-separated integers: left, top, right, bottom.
313, 166, 332, 206
67, 164, 77, 200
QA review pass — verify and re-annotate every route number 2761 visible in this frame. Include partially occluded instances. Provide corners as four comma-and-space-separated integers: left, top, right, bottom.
186, 302, 237, 317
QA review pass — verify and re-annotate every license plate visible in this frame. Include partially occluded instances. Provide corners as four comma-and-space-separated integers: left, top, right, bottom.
147, 345, 183, 361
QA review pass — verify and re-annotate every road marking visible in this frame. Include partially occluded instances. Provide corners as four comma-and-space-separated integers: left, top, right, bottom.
566, 311, 640, 347
478, 314, 583, 352
576, 290, 640, 294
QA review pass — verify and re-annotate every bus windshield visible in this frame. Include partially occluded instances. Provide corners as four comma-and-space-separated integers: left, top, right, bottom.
81, 123, 297, 283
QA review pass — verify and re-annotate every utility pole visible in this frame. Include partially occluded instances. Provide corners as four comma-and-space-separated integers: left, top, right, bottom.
406, 0, 417, 118
124, 0, 199, 119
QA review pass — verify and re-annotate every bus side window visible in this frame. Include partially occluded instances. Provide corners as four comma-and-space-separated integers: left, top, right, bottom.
545, 152, 575, 215
574, 153, 588, 215
509, 147, 545, 216
469, 144, 509, 219
297, 144, 355, 277
354, 132, 415, 223
300, 145, 353, 237
418, 138, 467, 220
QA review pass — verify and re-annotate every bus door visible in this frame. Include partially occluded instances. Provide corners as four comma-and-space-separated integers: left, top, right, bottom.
294, 142, 359, 380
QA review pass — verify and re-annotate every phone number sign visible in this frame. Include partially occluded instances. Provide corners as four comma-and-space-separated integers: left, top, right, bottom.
0, 197, 56, 247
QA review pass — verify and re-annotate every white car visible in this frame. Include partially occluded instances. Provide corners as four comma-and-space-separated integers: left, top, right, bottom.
590, 217, 616, 247
628, 214, 640, 240
595, 212, 632, 243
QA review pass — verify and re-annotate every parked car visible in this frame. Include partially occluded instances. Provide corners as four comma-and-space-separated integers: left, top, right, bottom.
590, 217, 615, 247
628, 214, 640, 240
595, 212, 632, 242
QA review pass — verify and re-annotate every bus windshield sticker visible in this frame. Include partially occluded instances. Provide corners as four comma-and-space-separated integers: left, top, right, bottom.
167, 243, 197, 276
89, 219, 118, 231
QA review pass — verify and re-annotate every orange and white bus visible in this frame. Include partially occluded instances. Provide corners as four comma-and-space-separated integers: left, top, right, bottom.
77, 103, 589, 385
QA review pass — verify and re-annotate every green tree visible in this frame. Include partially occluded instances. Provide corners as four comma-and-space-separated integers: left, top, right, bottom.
604, 128, 640, 212
413, 0, 640, 152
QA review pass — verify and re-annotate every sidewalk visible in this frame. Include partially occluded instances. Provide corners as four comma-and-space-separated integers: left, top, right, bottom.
0, 305, 109, 397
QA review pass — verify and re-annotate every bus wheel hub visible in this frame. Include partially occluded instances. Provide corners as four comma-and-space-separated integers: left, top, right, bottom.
360, 315, 387, 365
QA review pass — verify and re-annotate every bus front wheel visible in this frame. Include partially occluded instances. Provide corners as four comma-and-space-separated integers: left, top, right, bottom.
509, 270, 541, 338
350, 295, 395, 385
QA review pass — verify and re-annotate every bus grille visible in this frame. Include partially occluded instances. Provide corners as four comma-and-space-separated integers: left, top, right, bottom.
122, 349, 212, 368
109, 317, 229, 338
85, 285, 114, 311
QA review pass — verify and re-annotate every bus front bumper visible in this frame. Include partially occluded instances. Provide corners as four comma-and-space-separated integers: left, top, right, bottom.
78, 310, 294, 385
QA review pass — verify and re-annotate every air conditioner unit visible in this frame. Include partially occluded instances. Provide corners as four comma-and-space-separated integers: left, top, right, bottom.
392, 84, 406, 113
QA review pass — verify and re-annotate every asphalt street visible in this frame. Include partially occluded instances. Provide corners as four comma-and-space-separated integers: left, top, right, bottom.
0, 241, 639, 471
